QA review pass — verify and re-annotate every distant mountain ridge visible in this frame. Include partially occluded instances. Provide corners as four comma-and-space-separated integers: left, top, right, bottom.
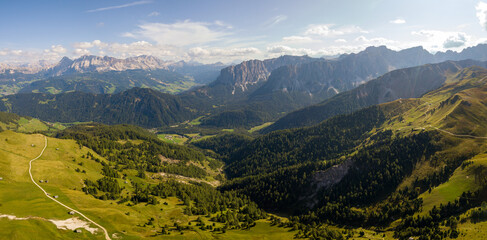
217, 44, 487, 100
45, 55, 169, 76
0, 55, 226, 96
193, 44, 487, 128
263, 59, 487, 132
43, 55, 226, 80
0, 88, 195, 128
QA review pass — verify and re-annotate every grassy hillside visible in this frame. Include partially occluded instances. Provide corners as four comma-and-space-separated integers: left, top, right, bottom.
0, 111, 62, 133
0, 128, 299, 239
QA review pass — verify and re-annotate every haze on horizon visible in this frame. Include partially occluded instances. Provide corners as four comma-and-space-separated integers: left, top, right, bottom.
2, 0, 487, 64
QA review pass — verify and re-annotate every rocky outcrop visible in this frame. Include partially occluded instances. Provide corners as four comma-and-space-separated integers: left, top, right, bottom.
312, 158, 353, 190
301, 158, 354, 209
208, 55, 316, 96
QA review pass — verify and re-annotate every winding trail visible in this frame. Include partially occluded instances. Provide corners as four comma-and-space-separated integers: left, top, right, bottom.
28, 136, 111, 240
424, 125, 487, 140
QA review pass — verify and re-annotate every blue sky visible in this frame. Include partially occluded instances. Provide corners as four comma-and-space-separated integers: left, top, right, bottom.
1, 0, 487, 64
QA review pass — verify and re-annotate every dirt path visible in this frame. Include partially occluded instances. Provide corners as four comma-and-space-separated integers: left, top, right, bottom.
29, 136, 111, 240
424, 125, 487, 140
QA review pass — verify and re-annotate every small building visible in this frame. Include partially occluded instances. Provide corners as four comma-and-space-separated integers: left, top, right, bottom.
53, 195, 59, 199
68, 211, 75, 215
0, 177, 3, 180
39, 180, 44, 183
31, 144, 35, 147
45, 180, 48, 183
56, 148, 59, 150
75, 229, 82, 233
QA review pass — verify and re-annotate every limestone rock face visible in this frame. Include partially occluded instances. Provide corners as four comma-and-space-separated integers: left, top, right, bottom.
45, 55, 171, 76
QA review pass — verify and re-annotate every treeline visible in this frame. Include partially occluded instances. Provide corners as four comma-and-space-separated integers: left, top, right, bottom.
82, 177, 121, 200
0, 111, 21, 125
57, 123, 213, 178
123, 179, 267, 229
200, 109, 266, 128
192, 133, 253, 159
0, 88, 196, 128
394, 190, 485, 239
222, 105, 387, 179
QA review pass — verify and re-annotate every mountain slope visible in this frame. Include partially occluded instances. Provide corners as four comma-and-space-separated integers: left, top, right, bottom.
197, 66, 487, 239
263, 60, 486, 132
0, 88, 195, 128
19, 69, 195, 94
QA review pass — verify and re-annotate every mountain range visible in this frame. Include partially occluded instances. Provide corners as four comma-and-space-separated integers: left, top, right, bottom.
262, 59, 487, 132
193, 44, 487, 128
0, 55, 226, 96
3, 44, 487, 129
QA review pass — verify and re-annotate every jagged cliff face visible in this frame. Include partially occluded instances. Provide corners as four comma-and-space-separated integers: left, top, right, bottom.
249, 46, 435, 101
201, 46, 455, 102
213, 60, 269, 94
205, 55, 317, 98
45, 55, 171, 76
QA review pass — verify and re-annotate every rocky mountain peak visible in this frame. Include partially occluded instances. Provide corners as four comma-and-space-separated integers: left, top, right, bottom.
209, 55, 318, 96
44, 55, 172, 76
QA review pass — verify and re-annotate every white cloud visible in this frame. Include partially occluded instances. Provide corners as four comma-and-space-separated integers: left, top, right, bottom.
74, 48, 91, 56
266, 45, 315, 56
443, 34, 468, 48
124, 20, 231, 46
304, 24, 367, 37
50, 45, 67, 54
264, 15, 288, 27
476, 1, 487, 31
282, 35, 315, 43
335, 39, 347, 43
355, 36, 396, 45
11, 50, 23, 56
148, 11, 159, 17
266, 44, 370, 58
0, 48, 65, 64
187, 47, 260, 59
73, 40, 107, 49
214, 20, 233, 29
87, 1, 151, 13
412, 30, 471, 51
105, 41, 177, 58
73, 42, 94, 49
390, 18, 406, 24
